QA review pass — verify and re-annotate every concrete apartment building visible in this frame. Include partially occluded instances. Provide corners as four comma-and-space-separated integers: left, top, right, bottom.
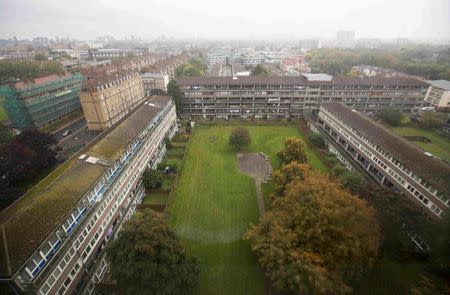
0, 73, 84, 129
80, 69, 145, 130
0, 96, 178, 294
176, 74, 429, 119
141, 73, 169, 95
424, 80, 450, 111
315, 102, 449, 219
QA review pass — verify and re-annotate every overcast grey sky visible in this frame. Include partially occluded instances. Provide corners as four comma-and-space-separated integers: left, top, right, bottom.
0, 0, 449, 41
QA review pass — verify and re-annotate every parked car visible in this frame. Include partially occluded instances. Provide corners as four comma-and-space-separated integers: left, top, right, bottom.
62, 129, 71, 137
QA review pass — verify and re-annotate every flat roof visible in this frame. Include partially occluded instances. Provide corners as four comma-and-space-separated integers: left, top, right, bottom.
175, 76, 428, 87
321, 102, 450, 195
0, 95, 171, 276
302, 73, 333, 81
429, 80, 450, 91
141, 73, 167, 79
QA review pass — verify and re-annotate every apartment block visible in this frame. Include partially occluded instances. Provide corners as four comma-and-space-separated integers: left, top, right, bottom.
176, 74, 429, 119
80, 70, 145, 130
0, 96, 178, 294
424, 80, 450, 111
141, 73, 169, 95
316, 102, 449, 219
0, 73, 83, 129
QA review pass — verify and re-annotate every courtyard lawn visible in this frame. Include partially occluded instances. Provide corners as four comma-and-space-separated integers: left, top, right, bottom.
0, 97, 8, 122
390, 127, 450, 162
168, 125, 326, 295
143, 191, 169, 205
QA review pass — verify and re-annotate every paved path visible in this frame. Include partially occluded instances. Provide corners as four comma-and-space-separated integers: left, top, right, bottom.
236, 153, 272, 216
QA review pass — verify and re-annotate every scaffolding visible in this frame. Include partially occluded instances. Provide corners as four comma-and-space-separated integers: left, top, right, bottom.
0, 73, 84, 129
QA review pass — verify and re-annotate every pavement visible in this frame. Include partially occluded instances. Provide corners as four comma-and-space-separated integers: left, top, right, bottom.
236, 152, 273, 216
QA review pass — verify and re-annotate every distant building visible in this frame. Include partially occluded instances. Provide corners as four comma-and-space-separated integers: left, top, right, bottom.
141, 73, 169, 94
0, 96, 178, 295
176, 74, 428, 119
336, 30, 355, 48
0, 73, 84, 129
80, 69, 145, 130
280, 56, 309, 73
424, 80, 450, 111
316, 102, 449, 219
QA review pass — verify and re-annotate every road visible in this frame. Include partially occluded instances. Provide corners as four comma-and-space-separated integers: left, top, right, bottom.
53, 118, 87, 141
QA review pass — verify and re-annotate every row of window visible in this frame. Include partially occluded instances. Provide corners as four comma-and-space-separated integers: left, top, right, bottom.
39, 114, 175, 294
321, 107, 448, 205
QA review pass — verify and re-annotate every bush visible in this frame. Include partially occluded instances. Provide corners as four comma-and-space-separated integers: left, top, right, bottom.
418, 112, 448, 129
377, 108, 405, 126
308, 132, 327, 149
277, 137, 307, 164
229, 127, 251, 151
142, 169, 163, 190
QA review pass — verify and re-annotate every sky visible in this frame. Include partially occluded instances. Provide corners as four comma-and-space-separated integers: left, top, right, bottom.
0, 0, 449, 41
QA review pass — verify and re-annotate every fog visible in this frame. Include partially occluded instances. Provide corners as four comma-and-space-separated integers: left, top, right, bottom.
0, 0, 449, 41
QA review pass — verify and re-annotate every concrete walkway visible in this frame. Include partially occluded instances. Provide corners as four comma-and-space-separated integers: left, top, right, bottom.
236, 153, 272, 216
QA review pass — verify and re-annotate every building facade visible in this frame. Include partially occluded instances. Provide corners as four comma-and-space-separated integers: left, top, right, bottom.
0, 96, 178, 294
0, 73, 84, 129
176, 74, 429, 119
80, 71, 145, 130
141, 73, 169, 95
315, 102, 449, 219
424, 80, 450, 111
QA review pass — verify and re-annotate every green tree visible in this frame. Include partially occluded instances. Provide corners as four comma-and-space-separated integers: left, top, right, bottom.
142, 168, 163, 190
176, 57, 207, 77
167, 80, 183, 114
308, 132, 327, 149
277, 136, 307, 164
418, 112, 448, 129
251, 64, 268, 76
245, 168, 380, 295
33, 53, 47, 61
340, 171, 364, 193
0, 124, 13, 144
229, 127, 251, 151
377, 108, 405, 126
106, 210, 199, 295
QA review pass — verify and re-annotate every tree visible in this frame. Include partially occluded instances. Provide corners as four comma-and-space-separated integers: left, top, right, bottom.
277, 137, 307, 164
272, 161, 310, 195
106, 210, 199, 295
340, 171, 364, 193
251, 64, 268, 76
176, 58, 207, 77
167, 80, 183, 114
377, 108, 405, 126
308, 132, 327, 149
418, 112, 448, 129
142, 168, 163, 190
229, 127, 251, 151
0, 124, 13, 144
33, 53, 47, 61
245, 168, 380, 295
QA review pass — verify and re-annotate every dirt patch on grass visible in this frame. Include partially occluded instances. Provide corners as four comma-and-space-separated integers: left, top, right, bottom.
236, 153, 272, 182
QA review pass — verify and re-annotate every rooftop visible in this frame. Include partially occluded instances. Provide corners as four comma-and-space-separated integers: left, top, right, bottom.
0, 95, 171, 277
321, 102, 450, 195
429, 80, 450, 91
175, 75, 428, 87
302, 73, 333, 81
14, 73, 71, 89
141, 73, 167, 79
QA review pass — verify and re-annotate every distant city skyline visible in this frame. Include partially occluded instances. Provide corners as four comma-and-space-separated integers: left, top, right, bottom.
0, 0, 449, 42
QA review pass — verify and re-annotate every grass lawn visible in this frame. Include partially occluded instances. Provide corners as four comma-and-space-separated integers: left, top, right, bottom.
0, 97, 8, 122
143, 191, 169, 205
391, 127, 450, 162
168, 125, 326, 295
